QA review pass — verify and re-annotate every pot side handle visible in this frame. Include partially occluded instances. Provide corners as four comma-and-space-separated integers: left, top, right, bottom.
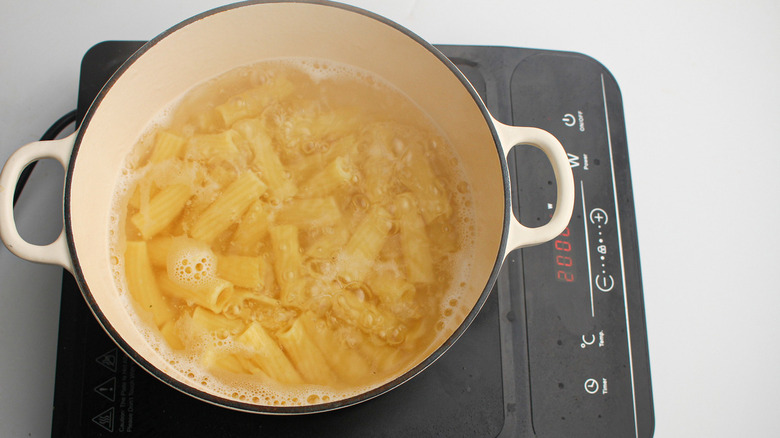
492, 119, 575, 256
0, 134, 76, 272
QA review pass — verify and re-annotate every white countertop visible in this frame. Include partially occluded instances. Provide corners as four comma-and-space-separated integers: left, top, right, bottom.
2, 1, 779, 436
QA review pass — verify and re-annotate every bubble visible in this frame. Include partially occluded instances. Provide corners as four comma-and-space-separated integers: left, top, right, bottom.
167, 236, 217, 289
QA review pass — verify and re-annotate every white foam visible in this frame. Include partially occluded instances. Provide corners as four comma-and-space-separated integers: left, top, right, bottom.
166, 237, 216, 289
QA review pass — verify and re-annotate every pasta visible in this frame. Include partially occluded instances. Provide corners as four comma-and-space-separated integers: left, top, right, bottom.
123, 241, 175, 328
268, 224, 307, 308
149, 131, 185, 163
276, 317, 337, 385
215, 76, 295, 127
189, 171, 267, 243
230, 200, 269, 255
184, 130, 243, 164
276, 197, 342, 229
336, 206, 393, 283
236, 322, 303, 384
130, 183, 193, 240
395, 193, 435, 284
234, 118, 297, 201
217, 254, 266, 290
112, 59, 475, 405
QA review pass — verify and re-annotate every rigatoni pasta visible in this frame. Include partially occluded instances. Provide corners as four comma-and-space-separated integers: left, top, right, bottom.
189, 171, 267, 243
112, 59, 475, 406
130, 183, 193, 240
123, 241, 175, 328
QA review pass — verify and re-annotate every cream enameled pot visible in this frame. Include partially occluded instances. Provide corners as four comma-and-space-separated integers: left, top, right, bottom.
0, 0, 574, 413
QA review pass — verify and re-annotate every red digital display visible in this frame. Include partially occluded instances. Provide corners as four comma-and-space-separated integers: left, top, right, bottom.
554, 226, 575, 282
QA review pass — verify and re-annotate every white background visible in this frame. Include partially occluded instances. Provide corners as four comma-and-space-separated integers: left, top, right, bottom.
1, 1, 779, 436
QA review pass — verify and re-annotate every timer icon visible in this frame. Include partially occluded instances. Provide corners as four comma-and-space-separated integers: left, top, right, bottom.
584, 378, 600, 394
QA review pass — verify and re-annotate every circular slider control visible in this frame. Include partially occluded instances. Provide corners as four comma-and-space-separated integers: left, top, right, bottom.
589, 208, 608, 225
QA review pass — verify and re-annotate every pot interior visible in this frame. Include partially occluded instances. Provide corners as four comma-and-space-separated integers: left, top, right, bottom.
68, 1, 506, 410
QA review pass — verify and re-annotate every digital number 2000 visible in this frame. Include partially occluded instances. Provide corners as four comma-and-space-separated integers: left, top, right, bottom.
555, 227, 575, 282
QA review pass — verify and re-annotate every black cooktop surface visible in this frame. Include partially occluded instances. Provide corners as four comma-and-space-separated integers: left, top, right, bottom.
51, 41, 653, 437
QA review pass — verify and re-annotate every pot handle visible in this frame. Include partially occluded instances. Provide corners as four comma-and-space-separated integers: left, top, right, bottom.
492, 119, 575, 255
0, 133, 77, 272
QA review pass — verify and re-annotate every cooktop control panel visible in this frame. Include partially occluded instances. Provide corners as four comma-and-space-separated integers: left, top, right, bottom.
442, 46, 653, 437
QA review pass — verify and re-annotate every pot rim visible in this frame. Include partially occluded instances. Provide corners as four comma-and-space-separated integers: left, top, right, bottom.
64, 0, 512, 414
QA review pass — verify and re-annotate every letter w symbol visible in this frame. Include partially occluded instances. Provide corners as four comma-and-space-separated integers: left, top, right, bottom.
567, 153, 580, 168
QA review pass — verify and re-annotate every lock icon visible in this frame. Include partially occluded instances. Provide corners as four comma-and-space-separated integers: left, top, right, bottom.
597, 245, 607, 254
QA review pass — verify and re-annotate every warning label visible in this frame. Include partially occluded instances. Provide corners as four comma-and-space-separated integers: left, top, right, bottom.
94, 377, 117, 402
95, 348, 118, 373
91, 407, 114, 433
117, 356, 136, 433
89, 352, 136, 434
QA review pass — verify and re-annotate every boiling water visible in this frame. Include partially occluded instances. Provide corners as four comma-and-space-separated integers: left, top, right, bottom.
109, 58, 477, 406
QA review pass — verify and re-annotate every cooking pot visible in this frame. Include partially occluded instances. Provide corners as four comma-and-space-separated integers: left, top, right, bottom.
0, 0, 574, 413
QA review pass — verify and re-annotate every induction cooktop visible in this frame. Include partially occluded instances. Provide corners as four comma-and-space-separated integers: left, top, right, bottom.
50, 41, 653, 437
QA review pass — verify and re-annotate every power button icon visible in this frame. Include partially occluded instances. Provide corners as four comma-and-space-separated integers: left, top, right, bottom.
595, 274, 615, 292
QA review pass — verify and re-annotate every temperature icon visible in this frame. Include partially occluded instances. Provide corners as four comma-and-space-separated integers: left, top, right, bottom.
581, 334, 596, 348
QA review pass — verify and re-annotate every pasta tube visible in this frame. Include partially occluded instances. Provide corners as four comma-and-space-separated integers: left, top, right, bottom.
396, 140, 452, 223
189, 172, 267, 243
322, 134, 359, 163
149, 131, 185, 163
348, 326, 404, 375
124, 241, 175, 328
236, 322, 303, 385
332, 287, 403, 344
160, 320, 185, 350
184, 130, 242, 163
217, 254, 266, 290
268, 225, 307, 308
368, 270, 416, 304
337, 206, 393, 283
394, 193, 434, 283
298, 311, 371, 384
361, 134, 395, 205
230, 200, 270, 255
276, 317, 337, 385
299, 156, 355, 198
190, 306, 245, 336
234, 118, 297, 201
130, 184, 193, 239
276, 197, 342, 230
146, 235, 175, 267
305, 224, 350, 259
156, 273, 233, 314
215, 76, 295, 127
202, 348, 247, 375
